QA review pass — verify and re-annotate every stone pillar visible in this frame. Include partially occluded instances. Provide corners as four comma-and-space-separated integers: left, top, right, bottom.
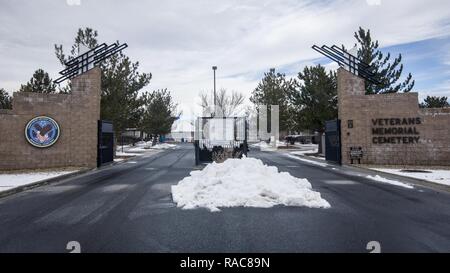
69, 67, 101, 168
337, 68, 366, 165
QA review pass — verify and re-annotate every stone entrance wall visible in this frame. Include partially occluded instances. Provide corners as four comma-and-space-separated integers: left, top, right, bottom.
0, 68, 101, 170
338, 68, 450, 166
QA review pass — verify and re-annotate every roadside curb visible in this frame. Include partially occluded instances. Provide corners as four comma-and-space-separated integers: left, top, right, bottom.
286, 152, 450, 193
0, 168, 93, 199
0, 148, 168, 200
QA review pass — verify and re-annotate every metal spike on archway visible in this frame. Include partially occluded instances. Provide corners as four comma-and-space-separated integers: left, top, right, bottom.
55, 42, 128, 84
312, 44, 381, 85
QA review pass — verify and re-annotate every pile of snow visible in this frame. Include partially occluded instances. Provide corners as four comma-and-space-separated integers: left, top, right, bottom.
149, 143, 177, 149
366, 175, 414, 189
372, 168, 450, 186
171, 157, 330, 212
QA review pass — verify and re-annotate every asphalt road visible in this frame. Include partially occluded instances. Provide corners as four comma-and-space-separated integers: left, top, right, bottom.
0, 143, 450, 253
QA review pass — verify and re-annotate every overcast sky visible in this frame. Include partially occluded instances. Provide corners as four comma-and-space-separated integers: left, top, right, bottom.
1, 0, 449, 117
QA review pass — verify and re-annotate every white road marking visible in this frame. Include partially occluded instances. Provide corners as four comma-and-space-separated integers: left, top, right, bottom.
323, 180, 358, 185
286, 154, 329, 167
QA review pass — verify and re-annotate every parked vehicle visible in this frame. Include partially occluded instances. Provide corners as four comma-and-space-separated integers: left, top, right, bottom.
285, 135, 319, 145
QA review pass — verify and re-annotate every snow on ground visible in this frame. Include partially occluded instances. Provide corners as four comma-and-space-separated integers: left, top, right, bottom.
117, 144, 132, 150
366, 175, 414, 189
252, 142, 319, 153
371, 168, 450, 186
290, 149, 319, 156
118, 141, 177, 153
115, 152, 141, 157
115, 142, 176, 158
127, 146, 148, 152
149, 143, 177, 149
290, 147, 325, 161
0, 170, 77, 192
286, 154, 329, 167
251, 141, 282, 151
251, 141, 272, 148
135, 141, 148, 146
130, 142, 177, 150
292, 143, 318, 149
171, 156, 330, 212
290, 150, 319, 156
276, 140, 288, 147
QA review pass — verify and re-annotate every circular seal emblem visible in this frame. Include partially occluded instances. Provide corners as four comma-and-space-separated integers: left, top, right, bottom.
25, 116, 60, 148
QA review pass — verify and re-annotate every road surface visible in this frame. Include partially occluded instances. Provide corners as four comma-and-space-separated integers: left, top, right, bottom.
0, 143, 449, 252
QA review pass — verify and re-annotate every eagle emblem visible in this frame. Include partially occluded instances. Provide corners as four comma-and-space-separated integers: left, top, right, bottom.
25, 116, 60, 148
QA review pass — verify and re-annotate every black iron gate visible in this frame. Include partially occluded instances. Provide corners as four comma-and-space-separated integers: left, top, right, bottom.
325, 119, 341, 164
194, 117, 248, 165
98, 120, 114, 167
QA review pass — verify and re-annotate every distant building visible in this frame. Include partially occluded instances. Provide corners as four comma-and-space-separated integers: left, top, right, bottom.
167, 120, 194, 142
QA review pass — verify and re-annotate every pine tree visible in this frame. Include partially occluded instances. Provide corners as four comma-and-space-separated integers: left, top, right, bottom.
420, 96, 449, 108
250, 68, 295, 133
354, 27, 415, 94
19, 69, 57, 93
55, 28, 98, 65
140, 89, 178, 145
100, 52, 151, 137
291, 65, 337, 133
0, 88, 12, 109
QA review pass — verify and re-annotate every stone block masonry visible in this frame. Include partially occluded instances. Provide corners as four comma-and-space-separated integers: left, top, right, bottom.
338, 68, 450, 166
0, 68, 101, 170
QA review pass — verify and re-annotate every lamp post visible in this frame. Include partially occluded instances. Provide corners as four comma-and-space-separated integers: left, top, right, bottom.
212, 66, 217, 114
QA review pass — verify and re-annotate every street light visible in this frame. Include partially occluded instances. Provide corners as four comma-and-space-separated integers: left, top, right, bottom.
212, 66, 217, 113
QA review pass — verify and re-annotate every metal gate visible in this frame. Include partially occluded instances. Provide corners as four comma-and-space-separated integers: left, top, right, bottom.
194, 117, 248, 165
98, 120, 114, 167
325, 119, 341, 164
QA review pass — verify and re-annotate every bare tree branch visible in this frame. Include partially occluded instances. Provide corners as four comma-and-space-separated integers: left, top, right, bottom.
198, 88, 245, 117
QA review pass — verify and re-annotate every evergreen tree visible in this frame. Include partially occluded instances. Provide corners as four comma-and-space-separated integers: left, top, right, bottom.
100, 52, 151, 138
420, 96, 449, 108
353, 27, 415, 94
250, 68, 295, 133
54, 27, 152, 139
291, 65, 337, 133
0, 88, 12, 109
19, 69, 57, 93
55, 27, 98, 65
140, 89, 178, 145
